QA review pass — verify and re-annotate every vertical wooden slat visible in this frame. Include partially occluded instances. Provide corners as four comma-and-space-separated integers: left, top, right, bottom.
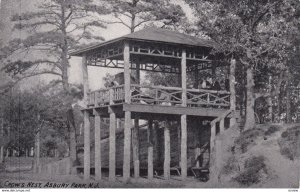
109, 112, 116, 181
133, 62, 140, 179
181, 49, 187, 180
82, 54, 91, 181
180, 115, 187, 180
164, 121, 171, 180
220, 118, 225, 133
83, 111, 90, 181
123, 41, 132, 182
94, 110, 102, 180
124, 41, 131, 104
133, 118, 140, 179
147, 119, 154, 180
123, 111, 131, 181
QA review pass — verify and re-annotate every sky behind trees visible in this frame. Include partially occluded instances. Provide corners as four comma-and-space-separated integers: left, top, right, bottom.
0, 0, 194, 91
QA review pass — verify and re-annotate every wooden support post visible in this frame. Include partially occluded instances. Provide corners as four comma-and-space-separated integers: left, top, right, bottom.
123, 41, 132, 182
195, 147, 201, 168
133, 118, 140, 179
230, 59, 236, 126
181, 49, 187, 107
124, 41, 131, 104
83, 111, 90, 181
181, 49, 187, 180
180, 115, 187, 180
210, 123, 216, 153
220, 118, 225, 133
109, 112, 116, 181
153, 121, 159, 168
82, 54, 91, 181
123, 111, 131, 182
164, 121, 171, 180
147, 119, 154, 180
133, 61, 140, 179
94, 110, 102, 181
209, 122, 217, 180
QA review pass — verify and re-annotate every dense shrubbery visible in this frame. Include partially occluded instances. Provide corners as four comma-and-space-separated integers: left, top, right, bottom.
234, 128, 264, 153
234, 156, 267, 186
278, 126, 300, 160
222, 156, 239, 174
264, 125, 281, 136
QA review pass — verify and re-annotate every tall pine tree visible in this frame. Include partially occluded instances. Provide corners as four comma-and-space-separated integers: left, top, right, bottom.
106, 0, 186, 33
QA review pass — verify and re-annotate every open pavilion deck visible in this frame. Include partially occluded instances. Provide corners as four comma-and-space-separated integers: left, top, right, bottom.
70, 27, 237, 182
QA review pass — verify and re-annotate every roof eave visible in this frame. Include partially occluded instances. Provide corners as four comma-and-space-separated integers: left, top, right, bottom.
70, 37, 216, 57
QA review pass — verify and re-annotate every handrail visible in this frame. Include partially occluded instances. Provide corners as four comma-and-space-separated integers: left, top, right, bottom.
131, 84, 183, 91
133, 84, 230, 94
188, 88, 230, 95
88, 84, 231, 108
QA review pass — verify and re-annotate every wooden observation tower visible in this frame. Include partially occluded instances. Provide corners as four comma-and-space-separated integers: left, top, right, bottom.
71, 27, 237, 181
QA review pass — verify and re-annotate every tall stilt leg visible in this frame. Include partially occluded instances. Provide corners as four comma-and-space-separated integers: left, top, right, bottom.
83, 111, 90, 181
94, 111, 102, 181
147, 119, 154, 180
181, 115, 187, 180
109, 112, 116, 181
123, 111, 131, 182
164, 121, 171, 180
133, 118, 140, 178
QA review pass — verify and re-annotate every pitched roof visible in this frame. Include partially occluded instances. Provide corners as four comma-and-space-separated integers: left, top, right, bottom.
71, 27, 216, 56
123, 27, 215, 47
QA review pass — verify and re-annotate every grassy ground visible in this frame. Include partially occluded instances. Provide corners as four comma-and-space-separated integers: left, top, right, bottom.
218, 123, 300, 188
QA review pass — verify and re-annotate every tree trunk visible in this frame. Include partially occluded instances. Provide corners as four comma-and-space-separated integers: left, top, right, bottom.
61, 47, 69, 91
267, 75, 273, 122
244, 67, 256, 130
34, 130, 40, 173
67, 108, 77, 167
286, 70, 292, 123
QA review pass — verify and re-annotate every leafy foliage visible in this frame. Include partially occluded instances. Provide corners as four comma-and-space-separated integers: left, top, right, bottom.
185, 0, 300, 127
2, 83, 83, 157
234, 155, 267, 186
278, 125, 300, 160
106, 0, 186, 32
1, 0, 109, 88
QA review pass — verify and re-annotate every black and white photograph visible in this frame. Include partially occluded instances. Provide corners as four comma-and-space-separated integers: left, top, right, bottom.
0, 0, 299, 191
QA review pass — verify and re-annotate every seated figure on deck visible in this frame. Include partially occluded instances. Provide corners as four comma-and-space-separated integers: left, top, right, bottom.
206, 76, 212, 89
211, 78, 221, 91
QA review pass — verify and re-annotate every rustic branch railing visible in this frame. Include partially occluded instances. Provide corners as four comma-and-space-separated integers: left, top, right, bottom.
130, 84, 183, 105
187, 89, 230, 108
88, 85, 231, 108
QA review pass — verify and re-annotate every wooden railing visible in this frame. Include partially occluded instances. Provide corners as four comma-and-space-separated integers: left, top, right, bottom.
187, 89, 230, 108
87, 85, 125, 106
88, 85, 231, 108
130, 84, 183, 105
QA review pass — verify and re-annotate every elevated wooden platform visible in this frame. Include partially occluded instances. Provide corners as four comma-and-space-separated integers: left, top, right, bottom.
71, 27, 237, 181
85, 84, 230, 119
86, 103, 228, 119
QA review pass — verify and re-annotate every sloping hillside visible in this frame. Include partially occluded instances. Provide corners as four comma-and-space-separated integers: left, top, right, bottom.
211, 124, 300, 188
